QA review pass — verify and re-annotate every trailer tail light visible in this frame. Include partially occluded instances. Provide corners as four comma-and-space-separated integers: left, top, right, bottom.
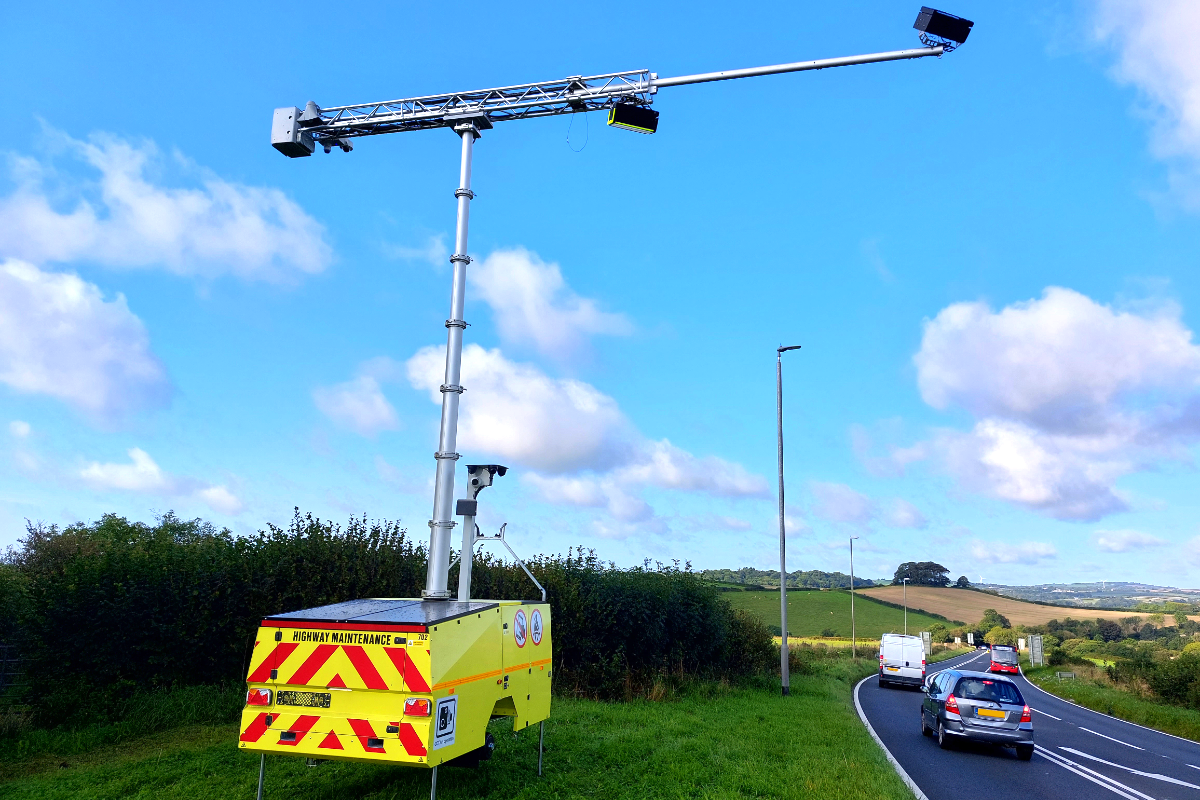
246, 688, 271, 706
1021, 705, 1031, 723
945, 694, 959, 714
404, 698, 431, 717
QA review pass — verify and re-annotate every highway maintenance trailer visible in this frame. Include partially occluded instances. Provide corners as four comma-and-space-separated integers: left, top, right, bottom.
240, 597, 550, 796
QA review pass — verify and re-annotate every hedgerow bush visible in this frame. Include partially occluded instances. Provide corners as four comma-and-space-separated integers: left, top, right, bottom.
3, 511, 773, 725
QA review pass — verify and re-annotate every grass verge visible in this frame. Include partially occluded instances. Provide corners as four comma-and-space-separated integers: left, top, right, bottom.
1, 659, 912, 799
1024, 664, 1200, 743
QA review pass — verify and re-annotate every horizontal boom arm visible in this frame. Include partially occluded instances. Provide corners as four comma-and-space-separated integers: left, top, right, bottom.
291, 45, 942, 145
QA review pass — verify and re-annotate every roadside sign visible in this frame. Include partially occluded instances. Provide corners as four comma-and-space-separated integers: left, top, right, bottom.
920, 631, 931, 655
967, 632, 974, 645
1018, 637, 1026, 651
954, 636, 961, 646
1030, 634, 1044, 667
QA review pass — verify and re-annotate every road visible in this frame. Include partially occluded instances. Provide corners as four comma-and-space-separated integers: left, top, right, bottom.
856, 649, 1200, 800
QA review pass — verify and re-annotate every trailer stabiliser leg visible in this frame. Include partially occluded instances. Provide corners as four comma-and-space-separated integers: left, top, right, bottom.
430, 765, 438, 800
538, 721, 544, 776
256, 754, 265, 800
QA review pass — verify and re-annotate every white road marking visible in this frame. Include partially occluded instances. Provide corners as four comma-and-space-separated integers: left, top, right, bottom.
1060, 747, 1200, 790
1037, 746, 1158, 800
1021, 671, 1200, 750
1033, 708, 1063, 720
1080, 727, 1146, 750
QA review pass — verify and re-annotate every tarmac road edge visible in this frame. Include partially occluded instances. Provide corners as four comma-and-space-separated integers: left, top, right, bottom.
853, 673, 930, 800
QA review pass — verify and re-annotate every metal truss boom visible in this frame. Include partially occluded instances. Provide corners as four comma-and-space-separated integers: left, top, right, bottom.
300, 46, 942, 144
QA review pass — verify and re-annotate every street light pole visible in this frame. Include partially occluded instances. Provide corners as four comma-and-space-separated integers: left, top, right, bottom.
777, 345, 801, 697
850, 536, 859, 659
902, 577, 910, 635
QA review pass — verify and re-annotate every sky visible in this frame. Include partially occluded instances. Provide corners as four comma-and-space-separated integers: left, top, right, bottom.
2, 1, 1200, 587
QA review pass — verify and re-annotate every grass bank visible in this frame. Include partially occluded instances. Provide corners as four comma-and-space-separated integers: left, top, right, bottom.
1, 658, 912, 799
1024, 664, 1200, 744
729, 589, 951, 638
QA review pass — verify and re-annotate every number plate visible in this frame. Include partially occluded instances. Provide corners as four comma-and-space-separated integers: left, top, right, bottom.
976, 708, 1005, 719
276, 691, 332, 709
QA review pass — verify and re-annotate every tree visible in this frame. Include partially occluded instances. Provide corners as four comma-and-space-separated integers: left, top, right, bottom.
1097, 619, 1123, 642
1176, 611, 1190, 628
985, 626, 1017, 646
891, 562, 951, 587
979, 608, 1011, 630
955, 575, 971, 588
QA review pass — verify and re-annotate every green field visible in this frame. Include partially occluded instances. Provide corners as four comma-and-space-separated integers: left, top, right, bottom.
727, 589, 954, 638
1, 662, 912, 800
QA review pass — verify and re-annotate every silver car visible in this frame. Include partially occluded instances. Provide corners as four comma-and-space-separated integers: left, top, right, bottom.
920, 669, 1034, 760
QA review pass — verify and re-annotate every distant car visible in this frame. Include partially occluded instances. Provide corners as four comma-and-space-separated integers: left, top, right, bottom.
878, 633, 925, 688
990, 645, 1019, 675
921, 669, 1034, 760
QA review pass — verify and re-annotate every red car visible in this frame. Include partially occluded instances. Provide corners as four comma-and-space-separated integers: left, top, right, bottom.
989, 645, 1019, 674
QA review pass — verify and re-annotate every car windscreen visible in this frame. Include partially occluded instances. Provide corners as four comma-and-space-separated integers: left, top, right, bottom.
954, 677, 1023, 705
992, 650, 1018, 664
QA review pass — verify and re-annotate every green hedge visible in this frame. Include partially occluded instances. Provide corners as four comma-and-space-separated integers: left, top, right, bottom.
3, 512, 773, 724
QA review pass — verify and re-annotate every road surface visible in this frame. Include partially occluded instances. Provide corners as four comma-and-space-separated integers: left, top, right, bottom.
856, 649, 1200, 800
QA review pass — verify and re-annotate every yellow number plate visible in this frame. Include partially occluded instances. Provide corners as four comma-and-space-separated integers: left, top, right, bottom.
976, 708, 1005, 719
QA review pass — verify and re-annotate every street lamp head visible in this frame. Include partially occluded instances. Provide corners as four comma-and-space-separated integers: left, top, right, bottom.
777, 345, 802, 355
914, 7, 973, 52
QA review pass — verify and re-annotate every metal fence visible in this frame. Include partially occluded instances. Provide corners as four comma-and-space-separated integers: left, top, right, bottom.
0, 639, 29, 707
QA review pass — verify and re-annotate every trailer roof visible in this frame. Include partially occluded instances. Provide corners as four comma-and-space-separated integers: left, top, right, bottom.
265, 598, 502, 626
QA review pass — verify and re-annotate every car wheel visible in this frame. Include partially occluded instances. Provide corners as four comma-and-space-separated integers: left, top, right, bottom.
938, 720, 952, 750
1016, 745, 1033, 761
878, 672, 888, 688
921, 709, 932, 736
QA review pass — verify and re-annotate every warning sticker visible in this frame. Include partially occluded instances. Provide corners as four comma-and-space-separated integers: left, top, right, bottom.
433, 696, 457, 750
531, 609, 543, 646
513, 609, 528, 648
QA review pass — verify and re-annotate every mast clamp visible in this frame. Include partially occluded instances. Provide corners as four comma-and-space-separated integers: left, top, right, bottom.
440, 384, 464, 394
455, 188, 476, 200
434, 451, 461, 460
445, 318, 468, 329
427, 519, 457, 529
450, 253, 472, 264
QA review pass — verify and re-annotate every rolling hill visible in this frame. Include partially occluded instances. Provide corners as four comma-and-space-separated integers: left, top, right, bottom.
860, 586, 1200, 627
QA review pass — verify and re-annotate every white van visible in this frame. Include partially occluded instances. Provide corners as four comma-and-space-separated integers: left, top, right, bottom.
878, 633, 925, 688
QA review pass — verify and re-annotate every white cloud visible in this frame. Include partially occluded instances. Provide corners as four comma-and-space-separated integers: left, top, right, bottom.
197, 485, 245, 515
969, 539, 1057, 566
0, 131, 330, 281
9, 420, 30, 438
0, 259, 170, 423
884, 498, 928, 529
408, 343, 632, 474
1093, 529, 1167, 553
78, 447, 245, 515
313, 374, 399, 437
1093, 2, 1200, 204
912, 287, 1200, 520
386, 234, 448, 268
809, 481, 926, 530
407, 344, 767, 529
80, 447, 171, 492
472, 248, 632, 359
811, 482, 875, 526
1185, 536, 1200, 567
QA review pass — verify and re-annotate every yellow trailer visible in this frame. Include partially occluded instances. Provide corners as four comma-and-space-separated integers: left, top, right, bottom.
239, 597, 550, 790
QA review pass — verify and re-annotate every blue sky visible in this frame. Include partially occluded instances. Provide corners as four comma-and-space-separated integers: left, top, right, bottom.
2, 1, 1199, 586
